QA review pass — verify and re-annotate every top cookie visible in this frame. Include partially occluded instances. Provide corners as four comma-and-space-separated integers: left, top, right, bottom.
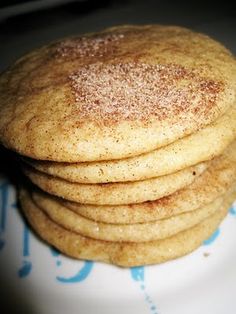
0, 25, 235, 162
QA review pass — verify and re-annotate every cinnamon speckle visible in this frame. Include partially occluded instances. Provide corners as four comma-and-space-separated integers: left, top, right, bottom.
55, 33, 124, 59
68, 62, 223, 124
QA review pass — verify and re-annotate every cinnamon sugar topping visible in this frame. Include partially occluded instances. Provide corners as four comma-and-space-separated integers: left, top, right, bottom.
69, 62, 223, 123
55, 33, 124, 58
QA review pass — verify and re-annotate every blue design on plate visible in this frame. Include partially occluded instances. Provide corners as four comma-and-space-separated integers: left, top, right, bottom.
18, 260, 32, 278
131, 265, 145, 282
0, 182, 9, 232
56, 261, 94, 283
130, 266, 158, 314
0, 182, 9, 251
50, 246, 62, 267
203, 228, 220, 245
18, 223, 32, 278
50, 246, 94, 281
229, 206, 236, 216
50, 246, 61, 257
23, 224, 30, 256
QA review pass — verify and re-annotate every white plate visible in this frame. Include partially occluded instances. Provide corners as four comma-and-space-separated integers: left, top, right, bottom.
1, 177, 236, 314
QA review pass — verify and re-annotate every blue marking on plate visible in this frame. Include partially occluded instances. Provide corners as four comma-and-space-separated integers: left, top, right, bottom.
0, 182, 9, 232
203, 228, 220, 245
130, 267, 158, 314
18, 260, 32, 278
131, 266, 145, 282
56, 261, 94, 283
23, 224, 30, 257
229, 206, 236, 216
18, 223, 32, 278
50, 246, 62, 268
50, 246, 61, 257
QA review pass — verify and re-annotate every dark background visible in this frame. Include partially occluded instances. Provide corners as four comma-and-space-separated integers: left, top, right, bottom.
0, 0, 236, 73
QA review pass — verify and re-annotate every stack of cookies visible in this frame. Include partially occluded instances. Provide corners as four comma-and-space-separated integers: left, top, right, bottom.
0, 25, 236, 267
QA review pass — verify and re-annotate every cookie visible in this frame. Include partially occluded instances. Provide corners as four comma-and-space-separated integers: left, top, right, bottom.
58, 140, 236, 223
26, 105, 236, 183
31, 185, 236, 242
19, 188, 235, 267
23, 161, 207, 205
1, 25, 235, 162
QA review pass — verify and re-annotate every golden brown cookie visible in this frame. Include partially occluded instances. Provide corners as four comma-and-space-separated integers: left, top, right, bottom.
57, 140, 236, 223
26, 105, 236, 183
23, 161, 207, 205
20, 187, 235, 267
31, 184, 236, 242
1, 25, 235, 162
